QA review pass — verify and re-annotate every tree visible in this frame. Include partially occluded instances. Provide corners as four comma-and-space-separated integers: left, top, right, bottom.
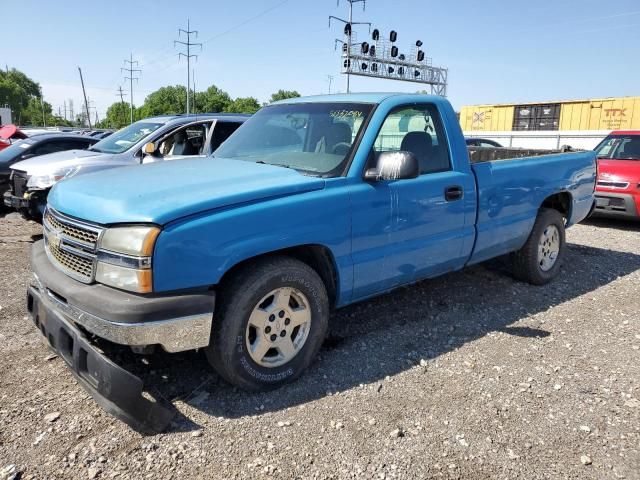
269, 90, 301, 103
137, 85, 187, 118
195, 85, 231, 113
17, 97, 71, 127
97, 102, 131, 129
0, 68, 43, 125
224, 97, 261, 114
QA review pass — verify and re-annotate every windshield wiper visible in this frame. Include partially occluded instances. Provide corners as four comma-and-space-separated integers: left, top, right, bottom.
270, 163, 295, 170
252, 160, 294, 169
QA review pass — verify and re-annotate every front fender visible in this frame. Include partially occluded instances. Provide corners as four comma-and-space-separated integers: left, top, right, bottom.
152, 181, 354, 305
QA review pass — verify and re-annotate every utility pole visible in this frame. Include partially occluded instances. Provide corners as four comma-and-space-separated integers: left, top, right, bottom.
327, 75, 334, 94
116, 86, 128, 126
121, 53, 141, 124
116, 85, 127, 104
192, 69, 196, 114
39, 86, 46, 127
330, 0, 370, 93
174, 19, 202, 115
78, 67, 92, 129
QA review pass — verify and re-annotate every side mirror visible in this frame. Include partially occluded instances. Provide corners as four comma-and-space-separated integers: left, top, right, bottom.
143, 142, 156, 155
364, 151, 420, 181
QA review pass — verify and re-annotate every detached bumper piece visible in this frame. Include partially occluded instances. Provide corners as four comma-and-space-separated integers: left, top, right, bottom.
27, 285, 175, 434
3, 191, 30, 209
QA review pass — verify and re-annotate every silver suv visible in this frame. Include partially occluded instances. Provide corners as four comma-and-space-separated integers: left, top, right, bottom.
4, 113, 248, 219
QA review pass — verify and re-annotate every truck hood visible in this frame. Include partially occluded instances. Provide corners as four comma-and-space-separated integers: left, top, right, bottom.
10, 149, 117, 175
597, 158, 640, 183
48, 157, 326, 225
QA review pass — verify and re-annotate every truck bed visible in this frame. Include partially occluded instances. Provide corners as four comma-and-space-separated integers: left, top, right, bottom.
467, 146, 577, 164
467, 149, 596, 265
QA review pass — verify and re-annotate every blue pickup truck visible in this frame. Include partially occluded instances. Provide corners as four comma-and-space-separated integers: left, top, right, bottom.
26, 93, 596, 431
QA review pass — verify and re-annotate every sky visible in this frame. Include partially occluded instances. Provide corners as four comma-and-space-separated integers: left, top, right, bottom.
3, 0, 639, 121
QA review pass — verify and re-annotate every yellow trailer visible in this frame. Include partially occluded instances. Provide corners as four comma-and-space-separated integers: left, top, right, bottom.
460, 96, 640, 132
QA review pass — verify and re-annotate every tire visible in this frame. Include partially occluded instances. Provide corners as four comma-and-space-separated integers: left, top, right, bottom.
512, 208, 566, 285
205, 256, 329, 391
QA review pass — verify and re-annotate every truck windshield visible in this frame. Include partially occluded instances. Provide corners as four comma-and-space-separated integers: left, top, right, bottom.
594, 135, 640, 160
213, 102, 374, 176
90, 122, 163, 154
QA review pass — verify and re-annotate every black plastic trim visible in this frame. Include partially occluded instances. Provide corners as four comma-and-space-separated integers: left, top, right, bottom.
27, 286, 175, 434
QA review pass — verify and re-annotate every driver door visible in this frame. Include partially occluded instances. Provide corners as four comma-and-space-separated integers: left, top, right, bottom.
351, 103, 474, 300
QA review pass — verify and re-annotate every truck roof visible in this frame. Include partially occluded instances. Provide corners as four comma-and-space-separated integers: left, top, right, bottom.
272, 92, 445, 105
143, 113, 252, 124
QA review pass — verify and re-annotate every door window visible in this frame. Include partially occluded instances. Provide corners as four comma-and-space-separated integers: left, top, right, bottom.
373, 104, 451, 174
30, 141, 60, 156
158, 123, 209, 156
210, 121, 242, 152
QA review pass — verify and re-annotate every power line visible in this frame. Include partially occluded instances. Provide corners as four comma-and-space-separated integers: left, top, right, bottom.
174, 19, 202, 115
132, 1, 290, 78
201, 0, 290, 45
121, 53, 141, 124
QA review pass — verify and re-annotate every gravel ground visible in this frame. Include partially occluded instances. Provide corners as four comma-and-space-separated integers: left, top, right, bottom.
0, 211, 638, 480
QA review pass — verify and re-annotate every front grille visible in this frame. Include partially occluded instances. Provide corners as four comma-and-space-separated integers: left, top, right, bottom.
597, 180, 629, 189
12, 170, 28, 197
47, 240, 95, 280
43, 208, 103, 283
44, 209, 100, 246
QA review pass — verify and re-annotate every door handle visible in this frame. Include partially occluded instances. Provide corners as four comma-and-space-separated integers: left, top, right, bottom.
445, 185, 463, 201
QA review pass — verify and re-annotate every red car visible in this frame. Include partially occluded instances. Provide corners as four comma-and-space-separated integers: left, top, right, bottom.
592, 130, 640, 220
0, 124, 28, 151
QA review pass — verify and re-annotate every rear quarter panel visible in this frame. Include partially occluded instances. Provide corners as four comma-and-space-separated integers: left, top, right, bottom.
469, 151, 596, 264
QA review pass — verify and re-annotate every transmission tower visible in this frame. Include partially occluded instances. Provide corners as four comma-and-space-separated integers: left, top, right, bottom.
174, 19, 202, 115
121, 53, 141, 124
330, 0, 371, 93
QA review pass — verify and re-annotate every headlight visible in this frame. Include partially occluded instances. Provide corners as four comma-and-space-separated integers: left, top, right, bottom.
95, 226, 160, 293
100, 226, 159, 256
26, 167, 79, 189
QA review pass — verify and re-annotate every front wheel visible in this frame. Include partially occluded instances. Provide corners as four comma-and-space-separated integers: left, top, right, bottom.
512, 208, 566, 285
205, 256, 329, 391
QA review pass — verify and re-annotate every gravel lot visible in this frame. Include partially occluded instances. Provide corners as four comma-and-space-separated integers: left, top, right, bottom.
0, 212, 638, 480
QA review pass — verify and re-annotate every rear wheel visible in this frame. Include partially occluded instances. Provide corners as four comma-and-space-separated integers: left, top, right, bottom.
205, 256, 329, 391
512, 208, 566, 285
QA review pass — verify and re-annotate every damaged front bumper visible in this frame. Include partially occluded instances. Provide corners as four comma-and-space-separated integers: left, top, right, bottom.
27, 283, 175, 433
3, 190, 46, 215
27, 240, 217, 433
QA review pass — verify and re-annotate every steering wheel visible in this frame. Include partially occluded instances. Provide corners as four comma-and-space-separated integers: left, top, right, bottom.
332, 142, 352, 155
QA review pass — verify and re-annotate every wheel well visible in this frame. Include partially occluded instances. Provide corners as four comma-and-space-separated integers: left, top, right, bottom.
541, 192, 572, 219
217, 245, 339, 308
